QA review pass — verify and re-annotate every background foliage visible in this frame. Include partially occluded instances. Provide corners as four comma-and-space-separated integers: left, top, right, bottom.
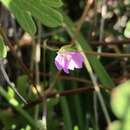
0, 0, 130, 130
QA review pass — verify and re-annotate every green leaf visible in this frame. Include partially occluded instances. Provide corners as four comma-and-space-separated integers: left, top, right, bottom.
41, 0, 63, 8
7, 87, 15, 99
124, 20, 130, 38
74, 126, 79, 130
1, 0, 36, 35
1, 0, 63, 35
21, 0, 63, 27
9, 98, 19, 106
107, 121, 121, 130
47, 98, 59, 130
16, 75, 28, 97
108, 118, 130, 130
36, 120, 46, 130
0, 35, 7, 58
7, 87, 19, 106
25, 125, 31, 130
0, 109, 16, 130
58, 82, 73, 130
111, 80, 130, 119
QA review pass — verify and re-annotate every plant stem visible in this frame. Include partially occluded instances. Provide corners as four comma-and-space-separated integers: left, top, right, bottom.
77, 44, 111, 125
0, 59, 28, 104
24, 86, 112, 109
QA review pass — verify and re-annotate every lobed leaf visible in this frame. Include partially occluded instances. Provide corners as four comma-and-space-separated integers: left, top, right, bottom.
124, 20, 130, 38
1, 0, 36, 35
1, 0, 63, 35
107, 121, 121, 130
111, 80, 130, 119
21, 0, 63, 28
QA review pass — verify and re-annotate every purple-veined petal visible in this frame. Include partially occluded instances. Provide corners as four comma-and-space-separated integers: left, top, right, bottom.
55, 53, 68, 68
62, 57, 70, 73
70, 52, 84, 68
70, 52, 84, 62
55, 53, 62, 63
55, 60, 62, 70
63, 67, 69, 74
55, 52, 70, 73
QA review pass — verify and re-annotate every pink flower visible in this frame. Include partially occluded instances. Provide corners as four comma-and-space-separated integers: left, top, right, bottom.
55, 51, 84, 74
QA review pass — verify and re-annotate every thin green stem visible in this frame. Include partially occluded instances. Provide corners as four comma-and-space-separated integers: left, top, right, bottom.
34, 23, 41, 120
42, 38, 47, 130
78, 44, 111, 124
98, 0, 107, 55
43, 39, 59, 51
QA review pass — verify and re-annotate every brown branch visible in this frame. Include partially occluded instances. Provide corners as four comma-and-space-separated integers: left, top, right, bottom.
91, 39, 130, 46
24, 87, 96, 109
46, 39, 130, 47
46, 40, 130, 58
71, 0, 93, 43
45, 71, 61, 95
18, 39, 130, 48
76, 0, 94, 32
84, 51, 130, 58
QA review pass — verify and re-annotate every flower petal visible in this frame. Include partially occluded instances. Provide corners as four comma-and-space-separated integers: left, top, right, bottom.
68, 59, 75, 70
55, 53, 70, 73
55, 60, 62, 70
63, 67, 69, 74
54, 51, 84, 73
70, 52, 84, 69
55, 53, 62, 63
